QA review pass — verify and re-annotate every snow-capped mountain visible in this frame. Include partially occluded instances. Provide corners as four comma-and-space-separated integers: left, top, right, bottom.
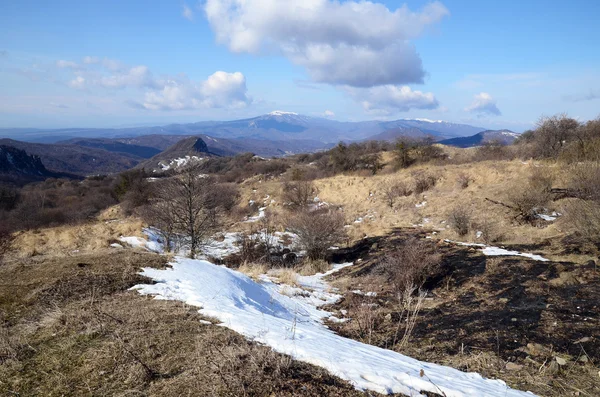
1, 112, 493, 146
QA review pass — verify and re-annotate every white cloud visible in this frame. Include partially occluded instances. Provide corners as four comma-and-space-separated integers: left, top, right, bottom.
182, 3, 194, 21
82, 56, 100, 64
142, 71, 251, 111
348, 85, 439, 115
322, 110, 335, 118
99, 65, 158, 89
56, 60, 79, 69
68, 76, 86, 89
204, 0, 448, 87
465, 92, 501, 116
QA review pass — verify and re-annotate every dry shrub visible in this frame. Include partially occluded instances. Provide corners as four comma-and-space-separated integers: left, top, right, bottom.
286, 209, 346, 260
507, 168, 554, 223
379, 179, 412, 208
413, 172, 438, 194
564, 200, 600, 246
282, 180, 318, 209
448, 206, 471, 237
377, 238, 441, 291
297, 258, 330, 276
568, 163, 600, 201
456, 173, 471, 189
276, 268, 299, 286
475, 217, 502, 244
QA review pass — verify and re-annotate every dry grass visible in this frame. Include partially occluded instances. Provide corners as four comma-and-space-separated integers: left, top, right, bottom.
275, 268, 299, 287
0, 249, 369, 397
297, 259, 331, 276
238, 262, 269, 280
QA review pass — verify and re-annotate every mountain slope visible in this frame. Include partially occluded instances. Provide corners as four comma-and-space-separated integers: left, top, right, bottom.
0, 139, 144, 175
0, 145, 71, 185
439, 130, 520, 148
60, 138, 161, 158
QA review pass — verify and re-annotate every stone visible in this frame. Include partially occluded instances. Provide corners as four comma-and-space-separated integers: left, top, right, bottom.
505, 362, 523, 371
499, 298, 509, 304
555, 356, 567, 366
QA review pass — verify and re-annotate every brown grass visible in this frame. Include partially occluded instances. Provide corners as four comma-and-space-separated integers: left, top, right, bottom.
0, 249, 371, 397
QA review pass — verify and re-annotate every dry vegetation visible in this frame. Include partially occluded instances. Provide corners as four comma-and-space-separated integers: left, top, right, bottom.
2, 113, 600, 396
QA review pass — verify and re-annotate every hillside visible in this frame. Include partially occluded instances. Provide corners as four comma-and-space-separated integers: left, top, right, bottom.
0, 138, 144, 175
439, 130, 520, 148
0, 145, 70, 185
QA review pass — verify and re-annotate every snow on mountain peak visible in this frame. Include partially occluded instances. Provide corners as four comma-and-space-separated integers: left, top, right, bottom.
412, 118, 444, 123
268, 110, 298, 116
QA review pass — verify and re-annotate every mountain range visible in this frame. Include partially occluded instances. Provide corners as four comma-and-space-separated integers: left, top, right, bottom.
0, 112, 518, 177
0, 112, 488, 144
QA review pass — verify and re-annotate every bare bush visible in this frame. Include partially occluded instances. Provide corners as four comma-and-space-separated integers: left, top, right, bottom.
286, 210, 346, 260
456, 173, 471, 189
568, 163, 600, 201
564, 200, 600, 246
377, 238, 441, 292
475, 217, 502, 244
297, 259, 330, 276
448, 206, 472, 236
394, 284, 426, 350
507, 169, 554, 223
282, 181, 318, 209
413, 172, 438, 194
379, 180, 412, 208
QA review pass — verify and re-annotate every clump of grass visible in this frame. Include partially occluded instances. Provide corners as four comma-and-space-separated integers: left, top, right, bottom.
297, 259, 330, 276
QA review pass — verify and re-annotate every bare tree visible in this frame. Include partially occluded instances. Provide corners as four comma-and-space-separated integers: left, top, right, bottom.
148, 166, 220, 258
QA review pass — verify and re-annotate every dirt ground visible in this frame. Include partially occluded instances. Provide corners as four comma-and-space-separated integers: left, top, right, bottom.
324, 228, 600, 397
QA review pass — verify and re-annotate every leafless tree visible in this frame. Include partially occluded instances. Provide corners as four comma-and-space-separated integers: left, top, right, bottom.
380, 180, 411, 208
282, 181, 318, 209
147, 166, 220, 258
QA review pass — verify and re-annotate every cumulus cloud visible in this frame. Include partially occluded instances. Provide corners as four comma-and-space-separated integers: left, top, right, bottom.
465, 92, 501, 116
322, 110, 335, 118
182, 3, 194, 21
142, 71, 251, 111
348, 85, 439, 115
204, 0, 448, 87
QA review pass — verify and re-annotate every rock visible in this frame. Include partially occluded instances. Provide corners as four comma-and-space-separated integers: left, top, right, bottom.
505, 362, 523, 371
555, 356, 567, 366
583, 260, 596, 269
371, 243, 378, 250
549, 271, 580, 287
499, 298, 509, 304
511, 318, 518, 322
578, 355, 589, 363
525, 343, 550, 356
574, 336, 592, 344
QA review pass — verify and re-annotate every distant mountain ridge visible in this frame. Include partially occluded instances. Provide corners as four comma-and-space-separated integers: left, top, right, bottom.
438, 130, 520, 148
0, 112, 489, 145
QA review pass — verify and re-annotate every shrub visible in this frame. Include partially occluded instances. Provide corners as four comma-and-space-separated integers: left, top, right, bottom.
282, 181, 318, 209
377, 238, 441, 291
413, 172, 438, 194
564, 200, 600, 247
507, 169, 554, 223
456, 173, 471, 189
286, 209, 346, 260
568, 163, 600, 201
379, 180, 412, 208
448, 206, 471, 236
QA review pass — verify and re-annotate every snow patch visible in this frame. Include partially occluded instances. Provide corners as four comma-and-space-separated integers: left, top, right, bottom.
133, 258, 535, 397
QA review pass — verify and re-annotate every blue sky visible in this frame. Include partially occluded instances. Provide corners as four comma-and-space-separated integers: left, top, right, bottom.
0, 0, 599, 131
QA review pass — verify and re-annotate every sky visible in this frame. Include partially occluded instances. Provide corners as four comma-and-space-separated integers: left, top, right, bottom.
0, 0, 599, 131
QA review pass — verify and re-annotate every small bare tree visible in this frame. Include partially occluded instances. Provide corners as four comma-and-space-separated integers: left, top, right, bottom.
148, 166, 220, 258
286, 209, 346, 260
